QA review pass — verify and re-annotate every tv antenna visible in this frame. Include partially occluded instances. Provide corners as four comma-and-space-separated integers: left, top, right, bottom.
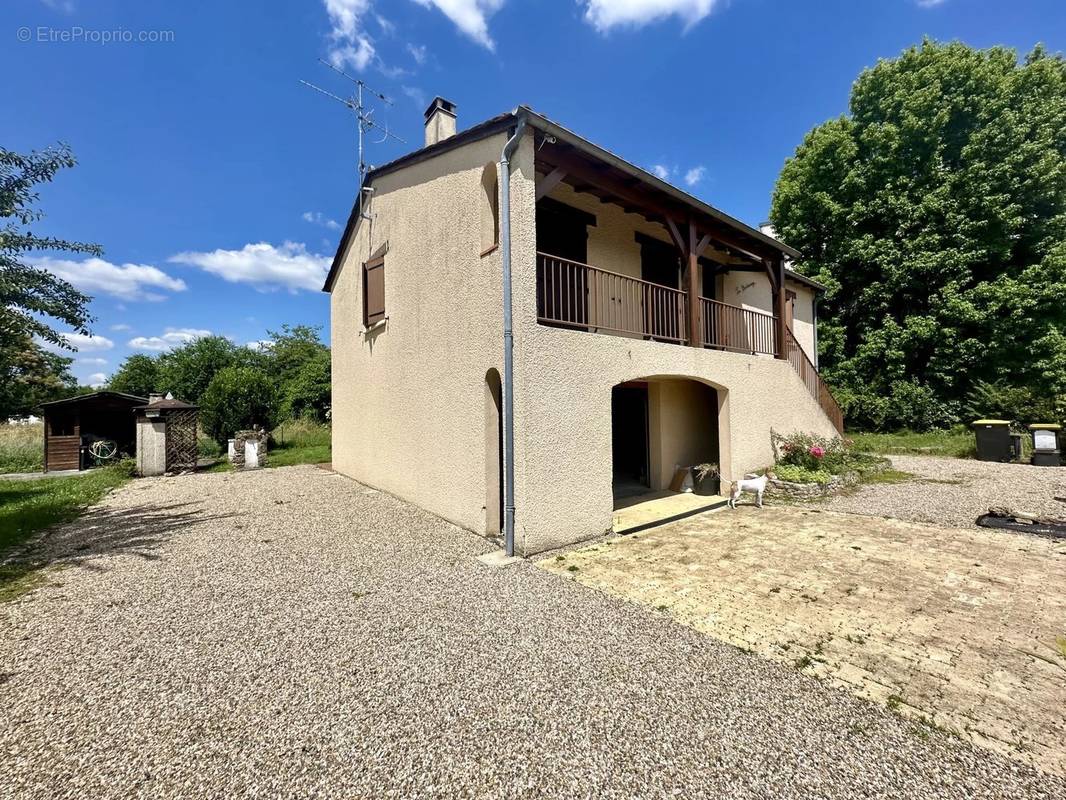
301, 59, 406, 184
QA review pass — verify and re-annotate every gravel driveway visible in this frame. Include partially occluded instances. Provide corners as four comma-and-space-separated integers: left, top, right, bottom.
2, 466, 1063, 799
821, 455, 1066, 528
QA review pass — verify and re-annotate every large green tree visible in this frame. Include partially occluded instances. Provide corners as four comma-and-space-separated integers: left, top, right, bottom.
771, 40, 1066, 430
156, 335, 261, 404
267, 325, 331, 421
0, 333, 78, 417
107, 354, 160, 398
0, 144, 101, 418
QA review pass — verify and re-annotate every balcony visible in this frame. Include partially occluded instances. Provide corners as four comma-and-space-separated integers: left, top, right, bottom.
536, 252, 778, 355
535, 251, 844, 433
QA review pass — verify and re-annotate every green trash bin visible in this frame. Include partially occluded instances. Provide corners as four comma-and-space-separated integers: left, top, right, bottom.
972, 420, 1013, 462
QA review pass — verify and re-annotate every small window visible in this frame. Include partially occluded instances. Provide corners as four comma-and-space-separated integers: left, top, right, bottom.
363, 256, 386, 327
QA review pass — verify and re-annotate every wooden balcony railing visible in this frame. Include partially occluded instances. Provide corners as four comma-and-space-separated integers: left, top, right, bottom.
537, 252, 687, 344
700, 297, 778, 356
784, 326, 844, 433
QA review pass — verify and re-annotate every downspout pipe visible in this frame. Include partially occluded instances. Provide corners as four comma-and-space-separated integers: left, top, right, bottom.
500, 112, 528, 558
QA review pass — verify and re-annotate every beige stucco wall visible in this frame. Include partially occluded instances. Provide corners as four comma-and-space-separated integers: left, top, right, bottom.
330, 132, 508, 536
647, 379, 721, 490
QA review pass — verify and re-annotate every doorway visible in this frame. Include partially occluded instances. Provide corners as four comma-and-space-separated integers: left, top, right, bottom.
536, 197, 594, 328
612, 383, 650, 501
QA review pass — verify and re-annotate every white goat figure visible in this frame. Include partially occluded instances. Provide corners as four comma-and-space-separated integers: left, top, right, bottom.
728, 470, 774, 509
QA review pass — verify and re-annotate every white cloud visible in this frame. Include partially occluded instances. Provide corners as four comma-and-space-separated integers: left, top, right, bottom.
110, 323, 132, 332
128, 328, 213, 352
914, 0, 948, 6
402, 85, 428, 109
651, 164, 671, 180
36, 256, 186, 302
374, 12, 396, 34
87, 372, 108, 388
40, 0, 76, 12
582, 0, 719, 33
684, 165, 706, 187
406, 42, 428, 65
410, 0, 504, 50
323, 0, 377, 70
302, 211, 342, 231
50, 332, 115, 353
168, 242, 330, 293
78, 357, 108, 366
246, 340, 275, 352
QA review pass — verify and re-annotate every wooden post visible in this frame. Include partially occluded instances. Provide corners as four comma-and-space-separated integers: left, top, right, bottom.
687, 223, 701, 348
773, 256, 788, 359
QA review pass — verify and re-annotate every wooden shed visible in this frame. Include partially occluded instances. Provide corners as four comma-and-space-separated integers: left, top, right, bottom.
39, 391, 147, 472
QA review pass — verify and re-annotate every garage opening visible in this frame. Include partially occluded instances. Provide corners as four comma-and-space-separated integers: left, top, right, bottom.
611, 377, 726, 533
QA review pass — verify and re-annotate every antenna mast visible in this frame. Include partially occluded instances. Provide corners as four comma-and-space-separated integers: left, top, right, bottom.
300, 59, 406, 185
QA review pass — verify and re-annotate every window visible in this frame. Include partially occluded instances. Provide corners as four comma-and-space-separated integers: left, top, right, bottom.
480, 162, 499, 255
363, 255, 386, 327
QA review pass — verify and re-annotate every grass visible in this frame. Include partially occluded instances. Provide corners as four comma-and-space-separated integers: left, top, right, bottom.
0, 423, 44, 474
267, 419, 332, 468
860, 468, 914, 484
848, 428, 977, 459
0, 461, 134, 601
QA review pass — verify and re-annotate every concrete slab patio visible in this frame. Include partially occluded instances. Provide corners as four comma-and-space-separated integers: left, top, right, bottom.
1, 466, 1064, 798
540, 505, 1066, 777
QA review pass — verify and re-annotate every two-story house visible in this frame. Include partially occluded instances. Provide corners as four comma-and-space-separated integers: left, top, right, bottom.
324, 99, 842, 556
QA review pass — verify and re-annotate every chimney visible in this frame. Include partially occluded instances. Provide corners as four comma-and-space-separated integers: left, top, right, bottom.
424, 97, 457, 147
148, 392, 164, 405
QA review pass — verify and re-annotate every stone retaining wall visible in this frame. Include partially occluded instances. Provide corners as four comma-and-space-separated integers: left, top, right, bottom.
765, 470, 860, 500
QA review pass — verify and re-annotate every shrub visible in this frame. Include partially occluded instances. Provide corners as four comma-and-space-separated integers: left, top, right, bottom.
200, 367, 280, 445
771, 430, 849, 472
837, 381, 961, 432
963, 379, 1065, 427
771, 429, 890, 478
774, 463, 834, 485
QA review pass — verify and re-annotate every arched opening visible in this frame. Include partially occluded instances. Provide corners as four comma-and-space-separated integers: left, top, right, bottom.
484, 368, 503, 536
612, 377, 724, 507
480, 162, 499, 253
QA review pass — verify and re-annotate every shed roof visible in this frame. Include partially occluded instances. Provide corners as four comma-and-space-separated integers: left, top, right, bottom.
135, 398, 199, 411
38, 391, 148, 409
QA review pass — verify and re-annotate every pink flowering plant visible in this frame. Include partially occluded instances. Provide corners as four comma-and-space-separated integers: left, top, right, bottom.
771, 430, 847, 472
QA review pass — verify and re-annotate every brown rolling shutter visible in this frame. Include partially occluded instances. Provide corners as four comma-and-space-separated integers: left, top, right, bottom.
363, 256, 385, 327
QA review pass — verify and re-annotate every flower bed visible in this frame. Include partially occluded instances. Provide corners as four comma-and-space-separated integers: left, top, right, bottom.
766, 430, 890, 499
766, 469, 860, 500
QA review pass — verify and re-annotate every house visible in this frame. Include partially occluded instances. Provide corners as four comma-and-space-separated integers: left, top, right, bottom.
324, 99, 842, 556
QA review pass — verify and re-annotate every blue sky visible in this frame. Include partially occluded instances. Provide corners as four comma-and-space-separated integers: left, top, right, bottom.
3, 0, 1063, 386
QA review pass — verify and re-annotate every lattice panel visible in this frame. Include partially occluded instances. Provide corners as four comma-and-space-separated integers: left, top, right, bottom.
165, 409, 199, 472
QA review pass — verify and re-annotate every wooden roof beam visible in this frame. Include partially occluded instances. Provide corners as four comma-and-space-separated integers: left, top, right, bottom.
538, 145, 780, 263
